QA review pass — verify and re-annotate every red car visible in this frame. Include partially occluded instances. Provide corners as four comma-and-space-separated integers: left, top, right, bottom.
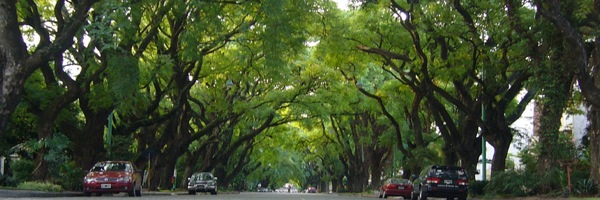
379, 178, 413, 199
83, 161, 143, 196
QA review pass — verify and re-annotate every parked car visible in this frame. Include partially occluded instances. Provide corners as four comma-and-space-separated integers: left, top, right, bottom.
378, 178, 413, 199
412, 165, 468, 200
187, 172, 217, 195
83, 161, 143, 196
306, 186, 317, 193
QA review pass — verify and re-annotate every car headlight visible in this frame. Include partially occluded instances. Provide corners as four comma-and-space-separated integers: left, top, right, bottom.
84, 177, 96, 183
117, 176, 131, 182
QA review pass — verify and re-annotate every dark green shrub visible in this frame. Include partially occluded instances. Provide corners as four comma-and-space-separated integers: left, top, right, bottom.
58, 161, 85, 191
10, 159, 34, 184
573, 178, 597, 196
484, 170, 538, 197
0, 173, 17, 187
469, 180, 487, 197
537, 167, 564, 195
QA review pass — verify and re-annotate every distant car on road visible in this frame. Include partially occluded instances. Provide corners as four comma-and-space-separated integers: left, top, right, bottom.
412, 165, 468, 200
187, 172, 217, 195
83, 161, 143, 196
378, 178, 413, 199
306, 186, 317, 193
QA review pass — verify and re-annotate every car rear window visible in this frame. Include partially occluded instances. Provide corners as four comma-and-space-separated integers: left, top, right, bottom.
430, 166, 466, 177
390, 178, 411, 184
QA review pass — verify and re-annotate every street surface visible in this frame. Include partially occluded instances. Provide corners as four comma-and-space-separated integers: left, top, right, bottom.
0, 191, 390, 200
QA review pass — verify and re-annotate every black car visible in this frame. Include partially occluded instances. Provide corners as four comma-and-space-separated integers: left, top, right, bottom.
412, 165, 468, 200
187, 172, 217, 195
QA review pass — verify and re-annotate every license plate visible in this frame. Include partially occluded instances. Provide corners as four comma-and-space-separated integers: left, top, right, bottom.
444, 180, 452, 184
101, 184, 112, 189
398, 186, 404, 189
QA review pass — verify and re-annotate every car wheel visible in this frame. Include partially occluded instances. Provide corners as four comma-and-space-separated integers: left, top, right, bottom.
83, 192, 91, 196
211, 190, 217, 195
189, 190, 196, 195
383, 190, 388, 198
378, 190, 383, 198
135, 186, 142, 197
458, 195, 467, 200
411, 190, 419, 200
447, 198, 454, 200
128, 186, 136, 197
94, 193, 102, 196
418, 187, 428, 200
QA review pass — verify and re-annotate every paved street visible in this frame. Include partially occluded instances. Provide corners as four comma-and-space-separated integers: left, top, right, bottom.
0, 190, 384, 200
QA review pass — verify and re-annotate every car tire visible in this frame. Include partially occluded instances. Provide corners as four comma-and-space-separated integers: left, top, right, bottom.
189, 190, 196, 195
383, 190, 388, 198
378, 190, 383, 198
128, 186, 136, 197
411, 191, 419, 200
458, 195, 467, 200
135, 186, 142, 197
418, 188, 428, 200
211, 190, 217, 195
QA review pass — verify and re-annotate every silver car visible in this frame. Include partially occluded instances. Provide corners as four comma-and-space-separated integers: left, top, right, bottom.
187, 172, 217, 195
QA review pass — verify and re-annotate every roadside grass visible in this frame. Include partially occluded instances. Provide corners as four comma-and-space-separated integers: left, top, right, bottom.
16, 181, 63, 192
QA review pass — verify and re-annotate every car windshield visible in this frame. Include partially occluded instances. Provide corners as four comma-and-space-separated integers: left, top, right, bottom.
193, 173, 212, 181
90, 162, 130, 172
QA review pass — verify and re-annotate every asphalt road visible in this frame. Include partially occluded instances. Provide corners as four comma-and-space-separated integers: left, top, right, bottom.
0, 190, 384, 200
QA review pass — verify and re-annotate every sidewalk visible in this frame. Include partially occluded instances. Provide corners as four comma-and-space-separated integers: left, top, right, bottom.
0, 188, 203, 198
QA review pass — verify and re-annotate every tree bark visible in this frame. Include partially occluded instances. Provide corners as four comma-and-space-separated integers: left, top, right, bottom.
0, 0, 30, 138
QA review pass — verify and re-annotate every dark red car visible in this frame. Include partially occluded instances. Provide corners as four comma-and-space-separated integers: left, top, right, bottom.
379, 178, 413, 199
83, 161, 143, 196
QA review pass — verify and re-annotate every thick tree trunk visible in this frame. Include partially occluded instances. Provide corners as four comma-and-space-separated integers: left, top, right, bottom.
485, 122, 513, 173
0, 0, 32, 138
589, 107, 600, 188
536, 99, 565, 193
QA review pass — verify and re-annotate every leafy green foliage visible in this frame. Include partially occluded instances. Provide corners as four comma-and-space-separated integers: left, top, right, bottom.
10, 159, 34, 184
573, 179, 598, 196
106, 135, 135, 161
39, 133, 73, 181
58, 161, 85, 191
484, 170, 538, 197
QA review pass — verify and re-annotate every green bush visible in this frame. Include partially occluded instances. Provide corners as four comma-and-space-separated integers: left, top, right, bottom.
58, 161, 85, 191
537, 167, 564, 195
17, 181, 63, 192
0, 173, 16, 187
469, 180, 487, 197
484, 170, 538, 197
573, 179, 597, 196
10, 159, 34, 184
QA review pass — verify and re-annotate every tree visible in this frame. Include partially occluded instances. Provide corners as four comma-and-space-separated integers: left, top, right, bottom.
336, 0, 537, 179
0, 0, 97, 140
534, 0, 600, 190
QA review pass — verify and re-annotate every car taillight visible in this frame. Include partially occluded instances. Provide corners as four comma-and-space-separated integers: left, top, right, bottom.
426, 177, 441, 184
457, 179, 468, 186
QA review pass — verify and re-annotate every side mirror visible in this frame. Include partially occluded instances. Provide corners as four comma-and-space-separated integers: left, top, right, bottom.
214, 177, 218, 181
187, 177, 191, 181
